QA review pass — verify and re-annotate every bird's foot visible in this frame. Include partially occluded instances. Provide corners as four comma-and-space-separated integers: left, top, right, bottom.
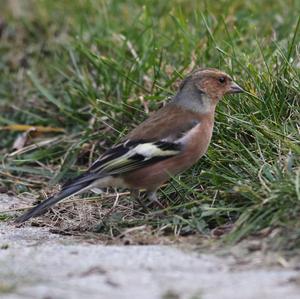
131, 190, 164, 210
145, 191, 165, 209
131, 190, 149, 211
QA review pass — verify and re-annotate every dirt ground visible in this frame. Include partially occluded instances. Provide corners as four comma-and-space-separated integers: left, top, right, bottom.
1, 194, 300, 299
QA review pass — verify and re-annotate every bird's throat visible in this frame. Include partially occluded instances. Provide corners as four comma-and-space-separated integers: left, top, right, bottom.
172, 88, 215, 114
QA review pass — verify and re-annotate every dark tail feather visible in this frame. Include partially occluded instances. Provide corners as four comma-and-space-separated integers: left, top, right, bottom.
15, 182, 91, 224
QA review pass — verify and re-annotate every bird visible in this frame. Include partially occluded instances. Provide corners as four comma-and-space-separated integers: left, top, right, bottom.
15, 67, 244, 223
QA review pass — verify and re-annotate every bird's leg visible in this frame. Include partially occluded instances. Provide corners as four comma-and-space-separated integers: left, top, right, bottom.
131, 190, 164, 210
131, 189, 148, 210
145, 191, 164, 208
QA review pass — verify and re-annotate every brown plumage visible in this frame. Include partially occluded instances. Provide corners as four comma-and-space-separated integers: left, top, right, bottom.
15, 67, 244, 223
124, 108, 213, 191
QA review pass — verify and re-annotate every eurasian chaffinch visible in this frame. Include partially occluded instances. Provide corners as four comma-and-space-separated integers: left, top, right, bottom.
15, 68, 244, 223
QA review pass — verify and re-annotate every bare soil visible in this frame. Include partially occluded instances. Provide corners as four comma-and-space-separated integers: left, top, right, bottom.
1, 194, 300, 299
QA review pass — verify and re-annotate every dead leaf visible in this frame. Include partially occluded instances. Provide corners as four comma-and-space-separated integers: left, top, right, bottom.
5, 125, 64, 151
1, 124, 65, 133
211, 223, 234, 238
9, 136, 60, 157
12, 128, 36, 150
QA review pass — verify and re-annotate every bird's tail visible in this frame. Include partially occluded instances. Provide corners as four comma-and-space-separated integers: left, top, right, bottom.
15, 174, 99, 224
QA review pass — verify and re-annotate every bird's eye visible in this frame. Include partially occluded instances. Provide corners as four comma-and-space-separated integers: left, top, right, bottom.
218, 77, 226, 84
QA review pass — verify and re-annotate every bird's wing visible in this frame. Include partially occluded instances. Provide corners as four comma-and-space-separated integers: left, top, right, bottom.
88, 140, 182, 175
60, 140, 182, 190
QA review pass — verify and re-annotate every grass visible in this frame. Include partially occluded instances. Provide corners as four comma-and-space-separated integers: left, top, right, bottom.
0, 0, 299, 249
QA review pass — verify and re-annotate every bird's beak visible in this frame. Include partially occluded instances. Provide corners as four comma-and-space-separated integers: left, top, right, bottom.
228, 81, 244, 94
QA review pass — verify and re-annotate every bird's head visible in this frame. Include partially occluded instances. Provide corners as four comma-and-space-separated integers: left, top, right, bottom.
179, 68, 244, 104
